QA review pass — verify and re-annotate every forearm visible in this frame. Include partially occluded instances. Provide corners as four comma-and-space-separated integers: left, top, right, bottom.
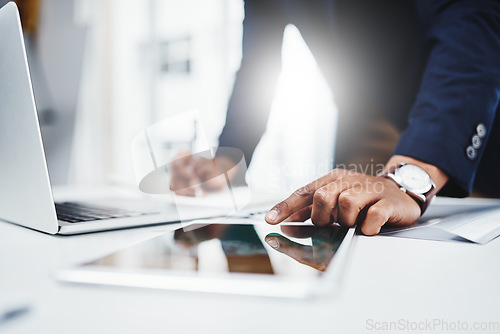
393, 0, 500, 197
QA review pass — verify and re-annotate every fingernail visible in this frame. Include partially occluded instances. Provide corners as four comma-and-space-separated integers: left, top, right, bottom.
266, 237, 280, 249
265, 210, 278, 223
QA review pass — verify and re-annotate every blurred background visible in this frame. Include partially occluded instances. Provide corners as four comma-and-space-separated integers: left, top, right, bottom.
4, 0, 338, 195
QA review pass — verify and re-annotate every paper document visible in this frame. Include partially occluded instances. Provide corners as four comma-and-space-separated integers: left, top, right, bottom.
380, 197, 500, 244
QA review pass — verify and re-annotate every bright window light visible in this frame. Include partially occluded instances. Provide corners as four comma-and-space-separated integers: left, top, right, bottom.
248, 24, 338, 194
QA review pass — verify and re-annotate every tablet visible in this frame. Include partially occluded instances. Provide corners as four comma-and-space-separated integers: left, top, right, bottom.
56, 222, 355, 298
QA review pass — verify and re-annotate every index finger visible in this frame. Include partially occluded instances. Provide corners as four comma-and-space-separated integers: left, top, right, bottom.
265, 169, 352, 224
264, 233, 329, 271
265, 233, 314, 264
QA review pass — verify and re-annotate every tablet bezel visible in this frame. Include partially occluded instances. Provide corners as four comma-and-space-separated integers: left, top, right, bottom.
56, 222, 356, 299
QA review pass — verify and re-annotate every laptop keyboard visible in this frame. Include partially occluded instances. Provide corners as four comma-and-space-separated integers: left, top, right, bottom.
55, 202, 154, 223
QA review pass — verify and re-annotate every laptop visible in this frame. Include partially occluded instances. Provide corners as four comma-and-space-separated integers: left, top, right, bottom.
0, 2, 232, 235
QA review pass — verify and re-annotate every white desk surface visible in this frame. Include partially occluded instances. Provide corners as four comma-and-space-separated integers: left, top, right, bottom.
1, 195, 500, 334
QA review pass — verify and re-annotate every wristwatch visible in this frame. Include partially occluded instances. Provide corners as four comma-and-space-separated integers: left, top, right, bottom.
378, 163, 438, 215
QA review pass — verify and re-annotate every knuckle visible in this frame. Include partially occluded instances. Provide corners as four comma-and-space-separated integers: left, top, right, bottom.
368, 206, 384, 220
368, 205, 389, 224
329, 168, 346, 179
273, 200, 291, 214
294, 184, 315, 198
313, 189, 329, 206
338, 191, 356, 210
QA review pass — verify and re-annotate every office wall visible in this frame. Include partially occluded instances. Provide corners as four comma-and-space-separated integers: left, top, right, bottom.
36, 0, 86, 185
0, 0, 87, 185
3, 0, 336, 192
70, 0, 244, 186
66, 0, 337, 192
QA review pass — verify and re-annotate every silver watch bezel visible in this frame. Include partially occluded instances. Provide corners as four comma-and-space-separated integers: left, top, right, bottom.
387, 164, 435, 199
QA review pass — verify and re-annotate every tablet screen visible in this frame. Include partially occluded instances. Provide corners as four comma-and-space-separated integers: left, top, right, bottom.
84, 223, 350, 278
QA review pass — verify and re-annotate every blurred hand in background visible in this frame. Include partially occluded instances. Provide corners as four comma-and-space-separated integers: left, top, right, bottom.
169, 151, 239, 196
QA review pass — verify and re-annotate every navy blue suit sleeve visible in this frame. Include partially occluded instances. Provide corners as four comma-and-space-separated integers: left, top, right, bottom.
218, 0, 287, 165
394, 0, 500, 197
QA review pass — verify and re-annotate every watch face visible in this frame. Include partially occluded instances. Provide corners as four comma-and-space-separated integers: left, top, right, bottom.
396, 164, 432, 194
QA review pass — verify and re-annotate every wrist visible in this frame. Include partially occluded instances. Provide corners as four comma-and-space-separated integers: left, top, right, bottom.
379, 156, 448, 216
384, 155, 449, 192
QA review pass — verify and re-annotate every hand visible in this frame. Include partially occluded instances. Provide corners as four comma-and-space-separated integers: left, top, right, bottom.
170, 151, 238, 196
265, 224, 348, 271
264, 169, 421, 235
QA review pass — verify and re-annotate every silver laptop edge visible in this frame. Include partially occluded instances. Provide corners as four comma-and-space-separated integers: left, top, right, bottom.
0, 2, 232, 235
0, 2, 59, 234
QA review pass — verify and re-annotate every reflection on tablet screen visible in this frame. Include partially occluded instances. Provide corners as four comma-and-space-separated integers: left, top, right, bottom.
86, 223, 349, 278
